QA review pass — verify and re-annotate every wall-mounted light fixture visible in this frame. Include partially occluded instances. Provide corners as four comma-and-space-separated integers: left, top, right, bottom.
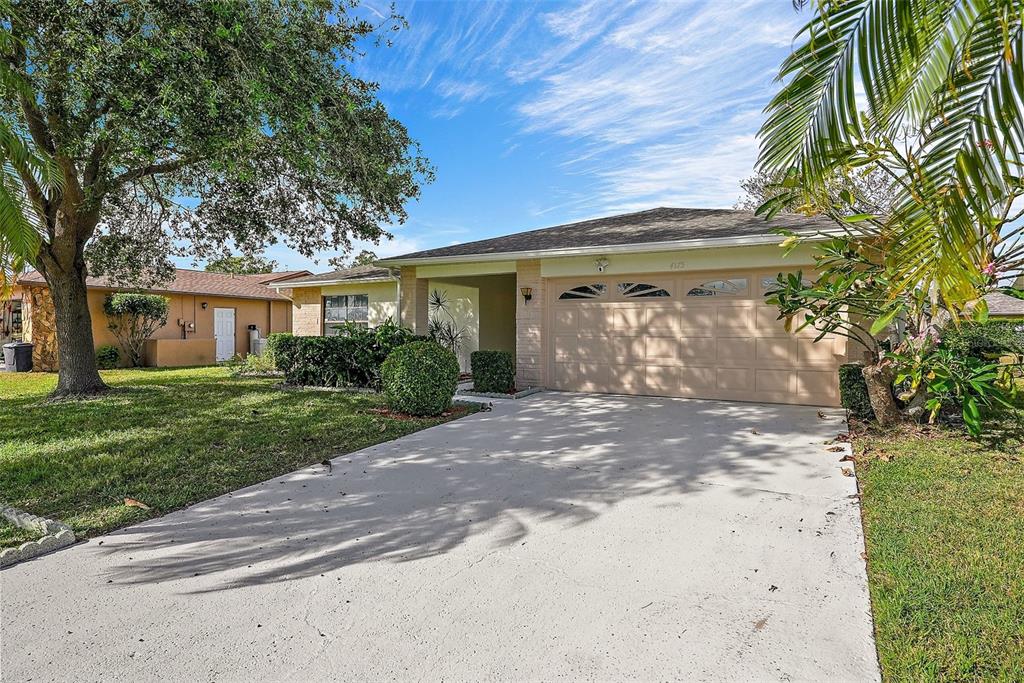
201, 302, 208, 310
595, 257, 609, 272
520, 287, 533, 304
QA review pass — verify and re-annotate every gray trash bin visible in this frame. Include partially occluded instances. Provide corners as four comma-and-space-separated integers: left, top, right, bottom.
3, 342, 33, 372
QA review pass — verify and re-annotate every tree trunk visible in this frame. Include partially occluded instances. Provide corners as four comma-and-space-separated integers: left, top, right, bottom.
40, 232, 108, 397
861, 362, 903, 427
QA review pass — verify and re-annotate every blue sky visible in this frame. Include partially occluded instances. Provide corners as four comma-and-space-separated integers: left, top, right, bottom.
219, 0, 806, 273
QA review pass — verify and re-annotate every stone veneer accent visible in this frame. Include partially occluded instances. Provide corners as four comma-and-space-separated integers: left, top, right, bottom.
289, 286, 323, 336
25, 285, 58, 372
515, 259, 546, 389
399, 267, 429, 334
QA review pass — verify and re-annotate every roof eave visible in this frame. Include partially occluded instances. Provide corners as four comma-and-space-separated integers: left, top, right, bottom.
17, 279, 287, 302
377, 230, 836, 267
268, 275, 396, 289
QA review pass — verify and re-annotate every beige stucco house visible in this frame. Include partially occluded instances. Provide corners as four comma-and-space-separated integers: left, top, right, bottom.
280, 207, 855, 406
19, 268, 306, 370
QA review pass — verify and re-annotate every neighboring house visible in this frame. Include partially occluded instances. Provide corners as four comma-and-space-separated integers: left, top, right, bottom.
984, 291, 1024, 320
1, 286, 25, 345
278, 207, 844, 405
18, 268, 309, 371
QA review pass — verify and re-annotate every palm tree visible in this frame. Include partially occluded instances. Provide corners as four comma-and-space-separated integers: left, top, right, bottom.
758, 0, 1024, 313
0, 7, 57, 301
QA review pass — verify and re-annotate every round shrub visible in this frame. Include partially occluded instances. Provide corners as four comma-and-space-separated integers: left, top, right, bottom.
95, 344, 120, 369
381, 341, 459, 416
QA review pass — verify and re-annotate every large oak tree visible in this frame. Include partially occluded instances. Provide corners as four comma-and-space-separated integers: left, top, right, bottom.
0, 0, 430, 396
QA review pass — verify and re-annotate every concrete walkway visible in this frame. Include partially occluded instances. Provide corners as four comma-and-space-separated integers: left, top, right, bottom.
1, 393, 878, 681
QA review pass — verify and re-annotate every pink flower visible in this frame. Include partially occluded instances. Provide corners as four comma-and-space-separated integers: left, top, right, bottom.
982, 262, 997, 276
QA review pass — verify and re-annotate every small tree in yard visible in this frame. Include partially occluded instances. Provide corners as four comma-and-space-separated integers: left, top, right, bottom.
103, 294, 169, 367
0, 1, 431, 397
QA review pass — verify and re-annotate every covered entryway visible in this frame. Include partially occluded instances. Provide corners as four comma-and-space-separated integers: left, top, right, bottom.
547, 269, 845, 406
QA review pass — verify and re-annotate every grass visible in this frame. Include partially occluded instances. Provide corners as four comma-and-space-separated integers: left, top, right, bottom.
854, 405, 1024, 681
0, 518, 39, 547
0, 366, 475, 546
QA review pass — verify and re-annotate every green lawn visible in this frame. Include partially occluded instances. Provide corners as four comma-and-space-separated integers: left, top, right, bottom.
855, 409, 1024, 681
0, 367, 474, 546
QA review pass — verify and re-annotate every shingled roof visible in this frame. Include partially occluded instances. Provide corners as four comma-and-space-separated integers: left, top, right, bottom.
381, 207, 837, 263
19, 268, 308, 301
267, 264, 395, 288
985, 291, 1024, 318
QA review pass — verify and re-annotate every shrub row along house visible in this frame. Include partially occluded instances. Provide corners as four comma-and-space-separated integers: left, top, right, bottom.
16, 268, 307, 369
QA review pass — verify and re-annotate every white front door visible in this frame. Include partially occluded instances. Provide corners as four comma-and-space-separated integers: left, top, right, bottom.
214, 308, 236, 361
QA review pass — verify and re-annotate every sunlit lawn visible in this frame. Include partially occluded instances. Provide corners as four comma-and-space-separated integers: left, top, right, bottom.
0, 367, 474, 545
855, 401, 1024, 681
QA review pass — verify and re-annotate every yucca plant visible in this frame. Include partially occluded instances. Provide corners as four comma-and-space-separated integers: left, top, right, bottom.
759, 0, 1024, 315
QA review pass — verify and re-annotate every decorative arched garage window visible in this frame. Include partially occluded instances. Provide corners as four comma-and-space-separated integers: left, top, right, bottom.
558, 283, 608, 300
617, 282, 670, 298
686, 278, 748, 296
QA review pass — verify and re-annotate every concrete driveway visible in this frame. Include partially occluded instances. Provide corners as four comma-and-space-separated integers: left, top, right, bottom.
1, 393, 878, 681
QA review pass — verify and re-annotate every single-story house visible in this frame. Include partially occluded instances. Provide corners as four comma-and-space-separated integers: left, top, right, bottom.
19, 268, 308, 370
276, 207, 854, 406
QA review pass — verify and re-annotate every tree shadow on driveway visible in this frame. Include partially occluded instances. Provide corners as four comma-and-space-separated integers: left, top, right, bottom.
96, 393, 846, 591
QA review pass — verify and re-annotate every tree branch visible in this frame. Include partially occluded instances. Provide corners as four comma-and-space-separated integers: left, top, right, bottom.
111, 157, 193, 189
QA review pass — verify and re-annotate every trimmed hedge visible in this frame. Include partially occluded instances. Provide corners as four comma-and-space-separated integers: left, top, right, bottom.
267, 322, 417, 388
839, 363, 875, 421
95, 344, 120, 369
381, 341, 459, 416
471, 350, 515, 393
940, 321, 1024, 359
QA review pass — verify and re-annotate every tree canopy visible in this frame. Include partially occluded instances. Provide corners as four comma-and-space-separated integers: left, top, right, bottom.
205, 254, 280, 276
758, 0, 1024, 313
0, 0, 431, 395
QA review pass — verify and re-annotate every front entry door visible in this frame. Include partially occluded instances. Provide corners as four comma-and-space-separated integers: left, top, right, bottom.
214, 308, 235, 361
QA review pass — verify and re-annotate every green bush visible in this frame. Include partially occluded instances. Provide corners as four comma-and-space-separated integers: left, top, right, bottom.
941, 321, 1024, 359
471, 350, 515, 393
839, 363, 875, 421
266, 332, 294, 370
381, 341, 459, 416
270, 322, 416, 388
102, 293, 170, 366
95, 344, 120, 369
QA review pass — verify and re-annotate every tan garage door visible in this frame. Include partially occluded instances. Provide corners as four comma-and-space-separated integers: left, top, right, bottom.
547, 270, 845, 406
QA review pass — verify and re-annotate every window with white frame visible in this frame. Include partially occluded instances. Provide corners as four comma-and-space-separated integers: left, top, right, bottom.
323, 294, 369, 334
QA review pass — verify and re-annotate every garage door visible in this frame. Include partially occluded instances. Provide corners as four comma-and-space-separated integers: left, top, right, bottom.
547, 270, 845, 406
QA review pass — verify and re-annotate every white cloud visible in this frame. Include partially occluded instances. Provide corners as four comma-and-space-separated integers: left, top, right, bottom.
508, 0, 803, 212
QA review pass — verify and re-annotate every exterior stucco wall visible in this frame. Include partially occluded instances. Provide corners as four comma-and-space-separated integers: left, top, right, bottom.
436, 274, 516, 353
426, 281, 479, 372
23, 285, 291, 370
